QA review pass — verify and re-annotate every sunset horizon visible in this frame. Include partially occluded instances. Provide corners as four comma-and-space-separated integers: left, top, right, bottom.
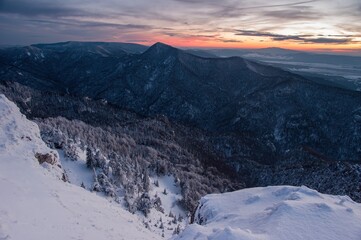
1, 0, 360, 55
1, 1, 361, 239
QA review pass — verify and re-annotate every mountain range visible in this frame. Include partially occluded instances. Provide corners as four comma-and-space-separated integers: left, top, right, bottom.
1, 41, 361, 163
0, 42, 361, 203
202, 47, 361, 91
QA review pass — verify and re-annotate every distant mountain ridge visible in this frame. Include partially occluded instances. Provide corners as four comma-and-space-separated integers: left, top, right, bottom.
1, 41, 361, 165
203, 47, 361, 92
32, 41, 148, 54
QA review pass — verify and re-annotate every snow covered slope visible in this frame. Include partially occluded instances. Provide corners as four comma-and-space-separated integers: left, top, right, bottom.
0, 94, 159, 240
2, 92, 361, 240
176, 186, 361, 240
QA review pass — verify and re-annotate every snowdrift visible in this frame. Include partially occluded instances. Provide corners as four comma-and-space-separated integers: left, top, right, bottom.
176, 185, 361, 240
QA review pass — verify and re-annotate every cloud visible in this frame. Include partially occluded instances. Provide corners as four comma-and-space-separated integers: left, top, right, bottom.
27, 19, 151, 30
301, 38, 353, 44
157, 30, 243, 43
124, 39, 149, 43
0, 0, 360, 52
173, 0, 317, 9
0, 13, 154, 45
236, 30, 356, 44
221, 39, 243, 43
172, 0, 220, 3
208, 0, 318, 19
236, 30, 309, 38
161, 31, 219, 39
263, 7, 320, 20
0, 0, 89, 17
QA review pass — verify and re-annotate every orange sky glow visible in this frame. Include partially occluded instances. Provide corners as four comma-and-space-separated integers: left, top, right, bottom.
139, 36, 361, 52
1, 0, 361, 55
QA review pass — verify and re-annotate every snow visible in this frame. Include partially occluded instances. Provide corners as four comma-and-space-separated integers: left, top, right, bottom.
96, 45, 111, 57
57, 150, 94, 190
144, 175, 186, 238
176, 185, 361, 240
150, 175, 184, 218
245, 61, 265, 76
3, 92, 360, 240
0, 94, 159, 240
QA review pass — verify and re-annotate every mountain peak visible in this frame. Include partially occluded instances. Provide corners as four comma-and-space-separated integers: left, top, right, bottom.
144, 42, 178, 56
152, 42, 174, 49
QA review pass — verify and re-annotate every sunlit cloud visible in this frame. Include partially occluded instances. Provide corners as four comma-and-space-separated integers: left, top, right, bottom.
0, 0, 360, 54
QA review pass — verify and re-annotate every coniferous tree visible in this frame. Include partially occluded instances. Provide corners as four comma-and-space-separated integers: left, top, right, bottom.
86, 147, 93, 168
142, 169, 150, 192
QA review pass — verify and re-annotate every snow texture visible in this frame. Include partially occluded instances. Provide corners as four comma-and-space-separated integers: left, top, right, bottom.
149, 175, 184, 218
57, 150, 94, 190
0, 94, 159, 240
145, 175, 186, 238
1, 92, 361, 240
176, 185, 361, 240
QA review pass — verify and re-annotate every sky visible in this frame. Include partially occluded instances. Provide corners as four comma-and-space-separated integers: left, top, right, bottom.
0, 0, 360, 54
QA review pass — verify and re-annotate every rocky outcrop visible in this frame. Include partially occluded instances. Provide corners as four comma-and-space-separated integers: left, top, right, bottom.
35, 152, 58, 165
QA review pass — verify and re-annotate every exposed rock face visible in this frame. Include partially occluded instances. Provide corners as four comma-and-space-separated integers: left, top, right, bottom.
35, 152, 58, 165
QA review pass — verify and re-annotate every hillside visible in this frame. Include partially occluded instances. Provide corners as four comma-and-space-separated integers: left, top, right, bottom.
1, 42, 360, 206
177, 186, 361, 240
0, 94, 159, 240
1, 93, 360, 239
1, 42, 361, 164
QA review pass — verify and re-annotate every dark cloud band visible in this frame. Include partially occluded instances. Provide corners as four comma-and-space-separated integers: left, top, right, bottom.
236, 30, 356, 44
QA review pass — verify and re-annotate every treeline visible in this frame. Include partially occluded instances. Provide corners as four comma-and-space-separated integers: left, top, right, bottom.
36, 114, 241, 212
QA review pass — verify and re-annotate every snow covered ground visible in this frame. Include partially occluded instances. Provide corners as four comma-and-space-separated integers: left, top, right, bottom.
57, 150, 94, 190
176, 185, 361, 240
145, 175, 187, 238
2, 93, 361, 240
149, 175, 185, 219
0, 94, 159, 240
58, 150, 187, 239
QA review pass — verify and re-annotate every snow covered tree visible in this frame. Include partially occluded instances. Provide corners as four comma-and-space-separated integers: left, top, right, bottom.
137, 193, 152, 217
173, 224, 181, 235
64, 139, 80, 160
142, 169, 150, 192
153, 196, 164, 213
92, 181, 101, 192
154, 179, 159, 187
86, 147, 94, 168
172, 215, 177, 224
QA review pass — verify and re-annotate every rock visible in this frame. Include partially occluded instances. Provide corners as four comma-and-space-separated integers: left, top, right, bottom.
35, 152, 57, 165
